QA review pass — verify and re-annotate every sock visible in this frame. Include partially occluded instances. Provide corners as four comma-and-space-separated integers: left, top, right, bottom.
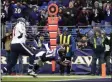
34, 64, 40, 71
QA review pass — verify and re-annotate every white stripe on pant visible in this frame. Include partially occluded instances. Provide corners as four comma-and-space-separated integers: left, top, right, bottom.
20, 43, 34, 56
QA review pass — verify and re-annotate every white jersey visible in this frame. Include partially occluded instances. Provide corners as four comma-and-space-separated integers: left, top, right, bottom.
11, 22, 26, 44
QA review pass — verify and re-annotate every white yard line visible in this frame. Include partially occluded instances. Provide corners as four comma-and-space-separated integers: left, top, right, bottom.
2, 75, 110, 78
49, 79, 81, 82
2, 75, 111, 82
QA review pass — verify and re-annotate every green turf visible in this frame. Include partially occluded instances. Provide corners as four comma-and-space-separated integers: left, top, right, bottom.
2, 75, 111, 82
2, 78, 76, 82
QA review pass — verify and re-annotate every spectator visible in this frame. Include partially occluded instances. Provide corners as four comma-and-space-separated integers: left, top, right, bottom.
1, 32, 12, 65
22, 1, 29, 20
77, 35, 88, 49
58, 7, 64, 26
6, 0, 15, 21
39, 8, 48, 26
89, 29, 105, 75
75, 28, 83, 42
27, 4, 33, 19
102, 0, 108, 10
35, 33, 50, 50
28, 0, 38, 5
1, 5, 7, 39
26, 26, 39, 50
103, 1, 112, 27
91, 1, 104, 27
1, 5, 7, 24
86, 8, 93, 25
29, 6, 41, 35
3, 1, 10, 20
73, 0, 83, 8
57, 27, 75, 75
104, 34, 111, 75
76, 7, 89, 26
29, 6, 40, 25
63, 1, 76, 25
11, 1, 25, 22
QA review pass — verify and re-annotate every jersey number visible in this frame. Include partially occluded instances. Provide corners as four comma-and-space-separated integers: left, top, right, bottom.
14, 8, 21, 14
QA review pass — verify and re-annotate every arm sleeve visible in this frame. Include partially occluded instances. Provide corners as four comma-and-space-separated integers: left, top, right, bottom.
18, 24, 26, 35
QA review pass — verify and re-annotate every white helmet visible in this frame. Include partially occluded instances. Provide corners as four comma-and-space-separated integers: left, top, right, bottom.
17, 17, 26, 23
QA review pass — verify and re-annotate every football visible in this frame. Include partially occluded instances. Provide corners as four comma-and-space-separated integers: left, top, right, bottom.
62, 60, 71, 66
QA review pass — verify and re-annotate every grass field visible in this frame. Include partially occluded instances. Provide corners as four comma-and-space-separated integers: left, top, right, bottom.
1, 75, 112, 82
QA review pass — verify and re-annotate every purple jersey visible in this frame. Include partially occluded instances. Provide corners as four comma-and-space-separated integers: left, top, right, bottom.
12, 4, 25, 19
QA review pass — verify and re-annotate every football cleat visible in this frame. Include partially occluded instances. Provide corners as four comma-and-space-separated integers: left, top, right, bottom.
28, 70, 38, 78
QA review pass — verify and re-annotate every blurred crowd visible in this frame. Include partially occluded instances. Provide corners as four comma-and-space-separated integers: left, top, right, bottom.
1, 0, 112, 26
1, 0, 112, 51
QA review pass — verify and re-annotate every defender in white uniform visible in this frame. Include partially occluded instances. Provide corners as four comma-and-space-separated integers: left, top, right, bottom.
2, 18, 38, 77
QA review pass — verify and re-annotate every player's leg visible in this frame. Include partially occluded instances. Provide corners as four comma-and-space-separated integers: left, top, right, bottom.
33, 50, 56, 72
106, 55, 111, 75
2, 51, 19, 74
91, 54, 97, 75
60, 64, 65, 75
105, 51, 111, 75
19, 43, 38, 76
32, 51, 46, 72
2, 44, 20, 74
98, 53, 104, 75
41, 52, 56, 62
66, 57, 71, 75
33, 57, 42, 72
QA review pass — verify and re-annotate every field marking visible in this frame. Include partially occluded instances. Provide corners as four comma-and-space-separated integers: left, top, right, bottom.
2, 75, 111, 78
2, 75, 112, 82
1, 77, 103, 82
49, 79, 83, 82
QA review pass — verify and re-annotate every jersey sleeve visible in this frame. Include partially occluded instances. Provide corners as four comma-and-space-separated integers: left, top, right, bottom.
18, 24, 26, 35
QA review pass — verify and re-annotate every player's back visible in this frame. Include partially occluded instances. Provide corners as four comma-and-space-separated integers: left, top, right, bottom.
12, 4, 23, 18
11, 22, 26, 44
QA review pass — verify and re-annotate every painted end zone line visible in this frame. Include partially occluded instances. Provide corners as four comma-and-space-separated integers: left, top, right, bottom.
2, 75, 108, 78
